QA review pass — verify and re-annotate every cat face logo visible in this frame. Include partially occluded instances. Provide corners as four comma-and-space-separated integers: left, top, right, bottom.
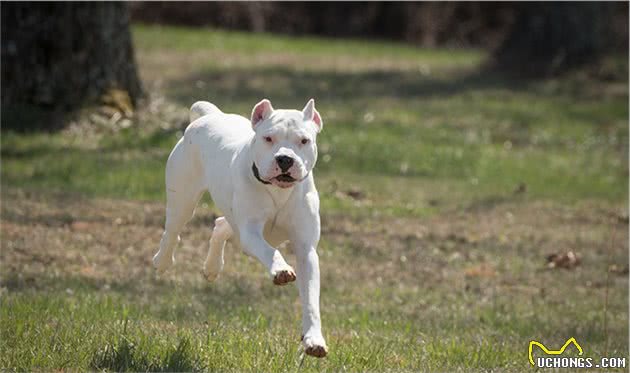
528, 337, 584, 366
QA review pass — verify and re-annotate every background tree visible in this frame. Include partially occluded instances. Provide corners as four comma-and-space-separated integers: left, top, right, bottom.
1, 2, 142, 128
492, 2, 619, 76
129, 2, 517, 48
130, 2, 627, 76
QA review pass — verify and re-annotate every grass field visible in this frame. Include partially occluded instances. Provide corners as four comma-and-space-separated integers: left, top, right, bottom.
1, 25, 628, 371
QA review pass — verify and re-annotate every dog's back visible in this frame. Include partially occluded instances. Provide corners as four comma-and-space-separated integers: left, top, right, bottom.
186, 101, 252, 148
177, 102, 252, 215
189, 101, 220, 122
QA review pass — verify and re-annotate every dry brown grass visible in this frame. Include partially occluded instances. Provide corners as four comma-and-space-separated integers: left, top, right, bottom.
3, 187, 626, 301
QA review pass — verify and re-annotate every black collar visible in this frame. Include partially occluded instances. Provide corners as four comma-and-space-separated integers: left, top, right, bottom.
252, 163, 271, 185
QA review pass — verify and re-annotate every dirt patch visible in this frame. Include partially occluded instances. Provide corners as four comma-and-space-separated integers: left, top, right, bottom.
2, 188, 626, 299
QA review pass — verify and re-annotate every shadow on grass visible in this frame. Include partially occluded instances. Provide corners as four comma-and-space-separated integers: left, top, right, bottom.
166, 65, 525, 108
1, 125, 180, 159
91, 333, 205, 372
0, 269, 277, 322
0, 103, 75, 132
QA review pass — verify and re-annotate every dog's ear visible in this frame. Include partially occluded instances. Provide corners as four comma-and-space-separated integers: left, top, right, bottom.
303, 98, 323, 132
251, 99, 274, 128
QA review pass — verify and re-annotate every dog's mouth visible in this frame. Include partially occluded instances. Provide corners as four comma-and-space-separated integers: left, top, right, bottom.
275, 174, 296, 183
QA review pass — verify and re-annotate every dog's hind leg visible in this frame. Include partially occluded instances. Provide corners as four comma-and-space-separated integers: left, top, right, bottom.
203, 217, 233, 281
153, 189, 202, 273
153, 139, 203, 273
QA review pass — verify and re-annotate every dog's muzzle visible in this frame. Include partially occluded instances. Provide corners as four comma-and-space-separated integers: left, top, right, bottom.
252, 163, 271, 185
252, 163, 308, 186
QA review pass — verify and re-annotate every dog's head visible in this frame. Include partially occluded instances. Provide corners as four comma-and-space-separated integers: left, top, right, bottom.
250, 98, 323, 189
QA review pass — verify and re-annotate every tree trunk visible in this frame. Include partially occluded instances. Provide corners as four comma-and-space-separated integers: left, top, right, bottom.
1, 2, 142, 118
492, 2, 611, 76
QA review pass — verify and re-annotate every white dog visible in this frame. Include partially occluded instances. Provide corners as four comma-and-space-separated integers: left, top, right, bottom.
152, 98, 327, 357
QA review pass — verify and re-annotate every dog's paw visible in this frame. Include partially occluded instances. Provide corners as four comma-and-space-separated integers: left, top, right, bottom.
202, 269, 219, 282
203, 256, 224, 282
302, 332, 328, 358
152, 252, 174, 274
202, 264, 222, 282
271, 266, 296, 286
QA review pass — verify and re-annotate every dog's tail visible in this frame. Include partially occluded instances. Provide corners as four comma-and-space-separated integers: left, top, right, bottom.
190, 101, 221, 122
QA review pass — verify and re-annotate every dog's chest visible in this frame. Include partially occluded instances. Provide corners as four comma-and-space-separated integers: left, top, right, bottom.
263, 219, 290, 247
260, 191, 298, 245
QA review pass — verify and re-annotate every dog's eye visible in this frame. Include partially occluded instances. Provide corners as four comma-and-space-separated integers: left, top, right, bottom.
300, 138, 309, 145
264, 136, 273, 143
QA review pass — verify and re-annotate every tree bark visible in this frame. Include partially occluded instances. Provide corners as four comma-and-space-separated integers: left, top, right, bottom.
1, 2, 142, 113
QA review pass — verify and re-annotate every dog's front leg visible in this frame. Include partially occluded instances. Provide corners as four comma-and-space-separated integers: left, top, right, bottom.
239, 222, 296, 285
294, 243, 328, 357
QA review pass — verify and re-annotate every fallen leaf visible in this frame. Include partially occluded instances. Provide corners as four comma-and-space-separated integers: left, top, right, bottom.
70, 221, 91, 231
513, 182, 527, 195
343, 187, 365, 200
464, 264, 496, 278
547, 251, 581, 269
608, 264, 629, 275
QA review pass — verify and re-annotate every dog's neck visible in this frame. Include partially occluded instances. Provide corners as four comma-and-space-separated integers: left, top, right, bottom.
250, 161, 300, 211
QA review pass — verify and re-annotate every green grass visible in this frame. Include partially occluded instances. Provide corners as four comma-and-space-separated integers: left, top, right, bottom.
132, 25, 484, 69
2, 26, 627, 210
1, 24, 628, 371
3, 258, 627, 372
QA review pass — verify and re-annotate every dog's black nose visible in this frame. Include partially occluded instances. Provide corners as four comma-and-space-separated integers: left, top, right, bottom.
276, 155, 294, 172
